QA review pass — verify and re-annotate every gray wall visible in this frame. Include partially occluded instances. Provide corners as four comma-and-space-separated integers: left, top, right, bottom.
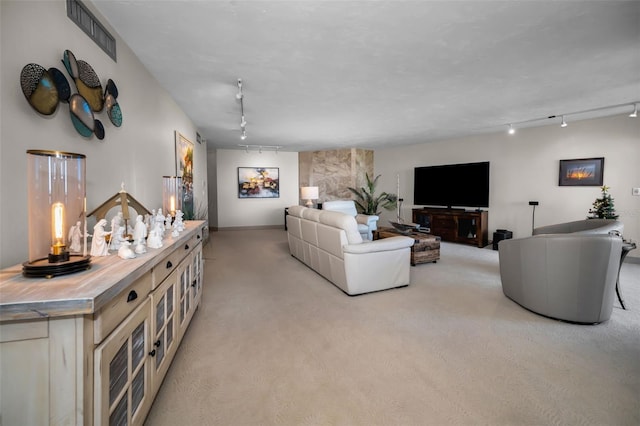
0, 0, 207, 268
374, 113, 640, 259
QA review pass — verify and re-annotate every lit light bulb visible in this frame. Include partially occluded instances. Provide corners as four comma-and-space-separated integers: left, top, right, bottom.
241, 130, 247, 140
630, 104, 638, 118
560, 116, 568, 128
508, 124, 515, 135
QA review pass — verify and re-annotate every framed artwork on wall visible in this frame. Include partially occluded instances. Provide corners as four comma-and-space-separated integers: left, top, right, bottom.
175, 131, 194, 218
238, 167, 279, 198
558, 157, 604, 186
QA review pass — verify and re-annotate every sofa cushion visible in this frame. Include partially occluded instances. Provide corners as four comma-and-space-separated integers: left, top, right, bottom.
318, 210, 363, 244
288, 205, 306, 218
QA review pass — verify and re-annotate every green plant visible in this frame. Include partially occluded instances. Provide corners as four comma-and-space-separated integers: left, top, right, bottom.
587, 185, 619, 219
348, 173, 397, 215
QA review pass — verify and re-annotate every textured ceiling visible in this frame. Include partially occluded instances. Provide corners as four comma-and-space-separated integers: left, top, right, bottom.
92, 1, 640, 152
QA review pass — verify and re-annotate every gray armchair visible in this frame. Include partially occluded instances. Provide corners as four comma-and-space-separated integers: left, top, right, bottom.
498, 232, 623, 324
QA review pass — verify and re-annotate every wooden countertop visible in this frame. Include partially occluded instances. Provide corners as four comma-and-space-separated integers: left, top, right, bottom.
0, 221, 205, 322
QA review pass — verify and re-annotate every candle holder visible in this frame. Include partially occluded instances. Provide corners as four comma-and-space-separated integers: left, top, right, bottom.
162, 176, 182, 221
23, 150, 91, 278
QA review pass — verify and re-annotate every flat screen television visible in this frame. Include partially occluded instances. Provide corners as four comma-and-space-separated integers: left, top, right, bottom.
414, 161, 490, 208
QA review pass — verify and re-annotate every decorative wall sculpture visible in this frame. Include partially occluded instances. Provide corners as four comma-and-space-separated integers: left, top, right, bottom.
20, 49, 123, 140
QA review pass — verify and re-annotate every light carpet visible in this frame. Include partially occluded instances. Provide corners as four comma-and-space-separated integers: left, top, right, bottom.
145, 229, 640, 426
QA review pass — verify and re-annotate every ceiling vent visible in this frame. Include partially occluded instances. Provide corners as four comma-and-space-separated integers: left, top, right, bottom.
67, 0, 116, 62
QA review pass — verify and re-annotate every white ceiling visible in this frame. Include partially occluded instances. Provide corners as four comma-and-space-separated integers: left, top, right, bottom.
92, 1, 640, 152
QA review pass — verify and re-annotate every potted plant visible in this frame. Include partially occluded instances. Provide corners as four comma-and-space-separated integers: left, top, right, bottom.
587, 185, 619, 219
348, 173, 398, 215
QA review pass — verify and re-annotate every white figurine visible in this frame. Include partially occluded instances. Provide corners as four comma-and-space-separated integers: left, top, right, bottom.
173, 210, 185, 232
110, 212, 123, 234
133, 215, 147, 254
155, 208, 166, 236
109, 225, 126, 251
117, 240, 136, 259
165, 213, 172, 230
68, 221, 83, 253
90, 219, 111, 257
146, 226, 163, 249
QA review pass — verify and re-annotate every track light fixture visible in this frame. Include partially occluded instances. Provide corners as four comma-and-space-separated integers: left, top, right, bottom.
238, 144, 282, 154
560, 115, 567, 128
504, 101, 638, 135
237, 78, 247, 139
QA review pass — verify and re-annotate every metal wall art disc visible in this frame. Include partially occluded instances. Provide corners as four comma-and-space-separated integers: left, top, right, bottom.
76, 60, 104, 112
48, 67, 71, 102
69, 93, 95, 137
105, 94, 123, 127
20, 63, 59, 115
62, 49, 79, 79
105, 79, 118, 98
94, 119, 105, 140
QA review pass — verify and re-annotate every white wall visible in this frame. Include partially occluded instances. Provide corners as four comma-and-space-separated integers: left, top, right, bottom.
375, 113, 640, 259
0, 0, 206, 268
216, 149, 298, 228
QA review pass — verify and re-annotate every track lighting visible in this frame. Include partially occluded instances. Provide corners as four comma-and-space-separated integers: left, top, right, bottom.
237, 78, 247, 139
238, 144, 282, 153
501, 101, 637, 135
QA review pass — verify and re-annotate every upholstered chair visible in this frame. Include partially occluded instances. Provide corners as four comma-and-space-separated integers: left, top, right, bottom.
322, 200, 379, 240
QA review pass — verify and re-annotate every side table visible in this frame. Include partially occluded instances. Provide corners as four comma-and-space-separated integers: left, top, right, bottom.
616, 240, 637, 310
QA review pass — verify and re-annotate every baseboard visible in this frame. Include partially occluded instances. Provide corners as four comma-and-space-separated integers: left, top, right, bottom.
211, 225, 284, 232
625, 256, 640, 265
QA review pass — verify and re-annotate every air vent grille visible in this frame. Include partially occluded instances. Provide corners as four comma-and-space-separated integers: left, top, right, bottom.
67, 0, 116, 62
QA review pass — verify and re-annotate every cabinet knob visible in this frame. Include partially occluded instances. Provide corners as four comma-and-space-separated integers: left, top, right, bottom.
127, 290, 138, 302
197, 235, 201, 239
166, 261, 172, 269
191, 279, 196, 287
184, 244, 189, 250
154, 340, 161, 348
149, 349, 156, 357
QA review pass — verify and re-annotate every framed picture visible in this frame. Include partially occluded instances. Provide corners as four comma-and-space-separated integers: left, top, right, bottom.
175, 131, 194, 218
559, 157, 604, 186
238, 167, 279, 198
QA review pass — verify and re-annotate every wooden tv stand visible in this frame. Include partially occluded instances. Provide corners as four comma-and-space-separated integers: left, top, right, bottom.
412, 207, 488, 248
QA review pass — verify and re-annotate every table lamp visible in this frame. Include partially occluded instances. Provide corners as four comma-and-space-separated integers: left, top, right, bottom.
300, 186, 319, 208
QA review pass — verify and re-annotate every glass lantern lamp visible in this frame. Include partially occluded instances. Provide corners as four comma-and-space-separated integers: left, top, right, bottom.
23, 150, 91, 278
162, 176, 182, 220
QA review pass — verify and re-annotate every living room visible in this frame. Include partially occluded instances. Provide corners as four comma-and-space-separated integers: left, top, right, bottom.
1, 1, 639, 425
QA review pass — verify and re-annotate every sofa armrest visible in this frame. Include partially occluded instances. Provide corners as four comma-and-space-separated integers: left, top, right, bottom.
355, 214, 379, 229
343, 236, 413, 254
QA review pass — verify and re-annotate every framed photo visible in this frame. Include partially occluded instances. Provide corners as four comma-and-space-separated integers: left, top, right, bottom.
238, 167, 279, 198
175, 131, 194, 218
559, 157, 604, 186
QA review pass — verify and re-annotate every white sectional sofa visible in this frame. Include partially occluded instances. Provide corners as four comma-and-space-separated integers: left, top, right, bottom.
286, 205, 414, 295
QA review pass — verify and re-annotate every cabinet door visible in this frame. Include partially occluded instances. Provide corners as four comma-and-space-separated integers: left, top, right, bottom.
190, 244, 203, 310
149, 270, 178, 394
94, 299, 151, 426
177, 252, 193, 341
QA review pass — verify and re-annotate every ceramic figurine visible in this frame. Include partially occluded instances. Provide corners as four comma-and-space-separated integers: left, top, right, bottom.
90, 219, 111, 256
133, 214, 147, 254
109, 225, 125, 251
68, 221, 84, 253
117, 240, 136, 259
165, 213, 172, 230
147, 226, 163, 249
174, 210, 185, 232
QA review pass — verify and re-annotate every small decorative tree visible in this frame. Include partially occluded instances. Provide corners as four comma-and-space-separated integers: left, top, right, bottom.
347, 173, 397, 215
587, 185, 619, 219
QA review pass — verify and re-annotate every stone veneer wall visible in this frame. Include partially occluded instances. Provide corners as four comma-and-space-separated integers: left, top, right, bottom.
299, 149, 374, 204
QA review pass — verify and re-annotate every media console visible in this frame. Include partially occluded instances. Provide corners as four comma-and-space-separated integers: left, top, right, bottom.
412, 207, 488, 248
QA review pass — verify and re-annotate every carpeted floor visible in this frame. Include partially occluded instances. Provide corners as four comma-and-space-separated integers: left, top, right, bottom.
144, 229, 640, 426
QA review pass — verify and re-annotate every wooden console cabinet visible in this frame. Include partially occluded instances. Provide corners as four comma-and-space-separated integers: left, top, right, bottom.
412, 208, 488, 248
0, 221, 205, 426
